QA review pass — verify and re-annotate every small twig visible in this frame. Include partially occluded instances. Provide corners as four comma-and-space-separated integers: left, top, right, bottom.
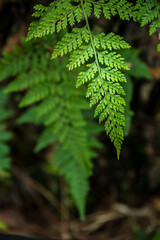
71, 202, 159, 235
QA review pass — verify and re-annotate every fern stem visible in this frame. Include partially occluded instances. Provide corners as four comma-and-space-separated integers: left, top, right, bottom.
80, 0, 103, 80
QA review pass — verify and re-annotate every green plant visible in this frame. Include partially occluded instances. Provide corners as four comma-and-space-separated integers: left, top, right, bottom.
0, 91, 12, 176
0, 37, 103, 219
0, 0, 157, 219
135, 0, 160, 52
27, 0, 133, 159
0, 42, 150, 219
26, 0, 159, 158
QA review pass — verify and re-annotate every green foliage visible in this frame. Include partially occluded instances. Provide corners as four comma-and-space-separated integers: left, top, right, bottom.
0, 38, 102, 219
53, 144, 90, 217
0, 91, 12, 175
90, 0, 135, 20
27, 0, 135, 41
26, 0, 138, 158
135, 0, 160, 51
135, 0, 160, 34
26, 0, 158, 157
0, 0, 157, 220
120, 48, 152, 136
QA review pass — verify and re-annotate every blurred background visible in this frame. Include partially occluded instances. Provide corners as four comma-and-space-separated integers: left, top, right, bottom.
0, 0, 160, 240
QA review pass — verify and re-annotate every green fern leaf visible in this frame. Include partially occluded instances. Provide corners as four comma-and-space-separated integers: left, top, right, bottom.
0, 91, 12, 175
17, 107, 44, 125
52, 23, 130, 158
53, 145, 89, 220
35, 127, 57, 152
135, 0, 160, 50
0, 36, 103, 217
26, 0, 136, 157
68, 44, 94, 70
93, 32, 130, 50
52, 27, 89, 58
27, 0, 83, 40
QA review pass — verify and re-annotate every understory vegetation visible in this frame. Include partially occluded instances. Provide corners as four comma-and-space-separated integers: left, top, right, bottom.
0, 0, 160, 239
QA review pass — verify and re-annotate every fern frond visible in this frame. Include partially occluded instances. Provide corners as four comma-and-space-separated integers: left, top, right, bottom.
136, 0, 157, 26
16, 107, 44, 125
53, 27, 129, 157
35, 127, 57, 152
36, 96, 59, 118
4, 70, 48, 93
93, 32, 130, 50
76, 62, 98, 87
0, 49, 29, 82
68, 44, 94, 70
53, 145, 89, 220
97, 51, 129, 70
135, 0, 160, 50
0, 37, 103, 218
52, 22, 130, 158
52, 27, 89, 58
83, 0, 134, 20
27, 0, 135, 43
0, 39, 47, 83
0, 91, 12, 175
27, 0, 83, 40
27, 0, 134, 157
